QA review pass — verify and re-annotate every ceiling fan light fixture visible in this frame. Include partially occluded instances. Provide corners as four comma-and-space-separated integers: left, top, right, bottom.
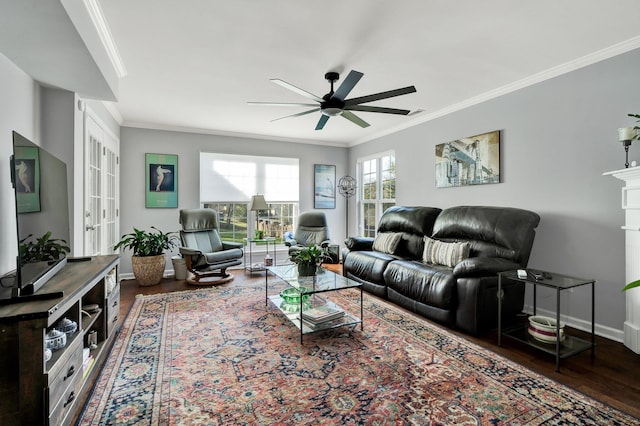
322, 107, 343, 117
252, 69, 416, 130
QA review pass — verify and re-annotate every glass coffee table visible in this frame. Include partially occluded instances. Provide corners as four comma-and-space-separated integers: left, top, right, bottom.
265, 264, 363, 343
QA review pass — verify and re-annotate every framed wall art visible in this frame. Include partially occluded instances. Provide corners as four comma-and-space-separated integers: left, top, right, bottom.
314, 164, 336, 209
435, 130, 500, 188
145, 153, 178, 208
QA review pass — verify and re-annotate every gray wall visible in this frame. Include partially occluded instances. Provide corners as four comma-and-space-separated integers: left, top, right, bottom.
118, 127, 348, 275
0, 52, 40, 275
349, 48, 640, 339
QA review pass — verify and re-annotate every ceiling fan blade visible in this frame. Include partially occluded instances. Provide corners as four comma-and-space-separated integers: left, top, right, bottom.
315, 115, 330, 130
331, 70, 363, 102
271, 108, 320, 122
271, 79, 324, 103
341, 111, 370, 128
345, 105, 411, 115
344, 85, 417, 106
248, 102, 318, 107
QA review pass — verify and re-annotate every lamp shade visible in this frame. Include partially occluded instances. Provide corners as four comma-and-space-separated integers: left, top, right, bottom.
249, 194, 268, 211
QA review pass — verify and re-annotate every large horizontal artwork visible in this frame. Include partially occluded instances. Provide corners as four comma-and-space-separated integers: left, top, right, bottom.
435, 130, 500, 188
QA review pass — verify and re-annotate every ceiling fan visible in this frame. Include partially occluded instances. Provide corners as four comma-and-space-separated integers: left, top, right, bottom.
249, 70, 416, 130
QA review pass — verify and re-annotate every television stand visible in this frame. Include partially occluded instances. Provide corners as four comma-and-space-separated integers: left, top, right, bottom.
0, 255, 120, 425
0, 290, 64, 306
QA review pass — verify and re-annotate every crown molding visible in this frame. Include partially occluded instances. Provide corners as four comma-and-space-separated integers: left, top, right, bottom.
83, 0, 127, 78
349, 36, 640, 147
121, 121, 350, 148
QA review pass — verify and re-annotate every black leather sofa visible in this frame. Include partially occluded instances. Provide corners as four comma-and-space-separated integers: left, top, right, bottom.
342, 205, 540, 335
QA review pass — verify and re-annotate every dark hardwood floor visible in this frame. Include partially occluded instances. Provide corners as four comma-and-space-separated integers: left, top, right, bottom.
119, 266, 640, 420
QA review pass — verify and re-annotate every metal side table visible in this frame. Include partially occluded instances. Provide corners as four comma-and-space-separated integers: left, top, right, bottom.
498, 269, 596, 372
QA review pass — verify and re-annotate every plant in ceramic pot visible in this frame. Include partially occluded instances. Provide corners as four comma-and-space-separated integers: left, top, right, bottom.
290, 244, 329, 276
114, 226, 178, 286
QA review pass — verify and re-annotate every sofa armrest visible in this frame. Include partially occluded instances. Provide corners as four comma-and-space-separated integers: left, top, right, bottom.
453, 257, 522, 278
344, 236, 374, 251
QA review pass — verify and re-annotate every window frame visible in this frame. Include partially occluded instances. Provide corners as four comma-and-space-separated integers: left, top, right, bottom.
357, 151, 396, 237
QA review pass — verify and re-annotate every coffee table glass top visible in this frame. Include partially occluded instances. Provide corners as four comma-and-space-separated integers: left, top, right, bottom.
267, 264, 361, 294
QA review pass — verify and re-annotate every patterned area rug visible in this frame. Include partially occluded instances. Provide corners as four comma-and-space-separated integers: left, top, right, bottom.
79, 283, 637, 425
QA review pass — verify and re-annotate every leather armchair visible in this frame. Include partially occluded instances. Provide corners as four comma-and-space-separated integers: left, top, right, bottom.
285, 211, 339, 263
179, 209, 244, 284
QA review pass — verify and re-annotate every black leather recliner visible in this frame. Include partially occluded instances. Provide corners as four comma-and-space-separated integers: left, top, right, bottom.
342, 205, 540, 335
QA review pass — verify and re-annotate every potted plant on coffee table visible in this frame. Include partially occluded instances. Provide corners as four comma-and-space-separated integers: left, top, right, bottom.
290, 244, 329, 276
114, 226, 178, 286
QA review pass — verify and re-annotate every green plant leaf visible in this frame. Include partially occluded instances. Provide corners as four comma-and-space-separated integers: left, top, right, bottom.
623, 279, 640, 291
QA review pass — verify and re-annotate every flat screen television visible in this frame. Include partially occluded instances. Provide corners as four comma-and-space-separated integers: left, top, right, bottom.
0, 131, 70, 305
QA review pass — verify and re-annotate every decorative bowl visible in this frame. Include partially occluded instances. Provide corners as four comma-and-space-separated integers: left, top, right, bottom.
280, 299, 312, 313
528, 315, 565, 343
279, 287, 311, 305
84, 303, 100, 314
56, 317, 77, 336
45, 329, 67, 351
44, 348, 52, 362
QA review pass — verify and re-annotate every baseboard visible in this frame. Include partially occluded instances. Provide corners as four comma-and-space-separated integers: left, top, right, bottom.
523, 304, 624, 343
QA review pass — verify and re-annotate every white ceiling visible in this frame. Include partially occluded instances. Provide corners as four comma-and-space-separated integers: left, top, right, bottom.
5, 1, 640, 147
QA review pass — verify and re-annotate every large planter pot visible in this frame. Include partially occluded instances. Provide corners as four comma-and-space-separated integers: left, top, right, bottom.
132, 254, 166, 286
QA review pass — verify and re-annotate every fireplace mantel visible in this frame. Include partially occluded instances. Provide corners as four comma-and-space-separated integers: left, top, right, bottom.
604, 166, 640, 354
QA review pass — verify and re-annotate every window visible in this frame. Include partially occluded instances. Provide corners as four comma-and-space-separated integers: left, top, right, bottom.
358, 152, 396, 237
200, 153, 299, 244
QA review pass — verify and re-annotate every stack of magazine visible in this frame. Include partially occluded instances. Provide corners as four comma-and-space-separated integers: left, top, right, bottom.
301, 305, 345, 329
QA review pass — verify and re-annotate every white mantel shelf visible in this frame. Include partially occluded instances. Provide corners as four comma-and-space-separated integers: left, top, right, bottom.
603, 165, 640, 181
604, 166, 640, 354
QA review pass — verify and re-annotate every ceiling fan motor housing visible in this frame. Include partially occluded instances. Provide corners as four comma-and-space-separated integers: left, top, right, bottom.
322, 72, 343, 116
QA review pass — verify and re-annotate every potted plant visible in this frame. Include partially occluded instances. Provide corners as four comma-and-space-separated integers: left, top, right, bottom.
19, 231, 70, 265
290, 244, 329, 276
114, 226, 178, 286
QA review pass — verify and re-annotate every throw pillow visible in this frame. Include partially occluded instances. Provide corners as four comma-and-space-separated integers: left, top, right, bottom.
372, 232, 403, 255
422, 236, 470, 267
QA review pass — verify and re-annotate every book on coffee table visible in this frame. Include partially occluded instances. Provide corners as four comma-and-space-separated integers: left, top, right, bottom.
301, 305, 345, 324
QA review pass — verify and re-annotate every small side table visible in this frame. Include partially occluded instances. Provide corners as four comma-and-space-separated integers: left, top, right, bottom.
243, 237, 277, 274
498, 269, 596, 372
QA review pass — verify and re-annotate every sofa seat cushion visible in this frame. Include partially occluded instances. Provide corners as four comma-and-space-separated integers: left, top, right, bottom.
343, 250, 396, 285
383, 260, 455, 310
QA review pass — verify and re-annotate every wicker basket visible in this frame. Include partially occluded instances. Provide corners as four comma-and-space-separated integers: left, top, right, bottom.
132, 254, 166, 286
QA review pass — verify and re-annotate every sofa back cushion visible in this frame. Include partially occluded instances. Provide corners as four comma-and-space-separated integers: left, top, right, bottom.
431, 206, 540, 266
377, 206, 442, 259
372, 232, 403, 254
423, 236, 470, 267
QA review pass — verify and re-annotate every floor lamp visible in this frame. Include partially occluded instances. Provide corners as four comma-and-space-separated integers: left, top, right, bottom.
249, 194, 268, 239
338, 176, 357, 239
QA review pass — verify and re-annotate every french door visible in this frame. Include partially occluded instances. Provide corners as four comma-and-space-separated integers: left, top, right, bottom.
84, 111, 119, 255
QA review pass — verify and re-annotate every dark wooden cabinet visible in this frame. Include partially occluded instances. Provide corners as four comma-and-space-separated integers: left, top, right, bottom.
0, 255, 120, 425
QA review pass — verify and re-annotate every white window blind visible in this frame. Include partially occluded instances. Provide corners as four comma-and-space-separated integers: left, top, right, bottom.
200, 153, 299, 202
